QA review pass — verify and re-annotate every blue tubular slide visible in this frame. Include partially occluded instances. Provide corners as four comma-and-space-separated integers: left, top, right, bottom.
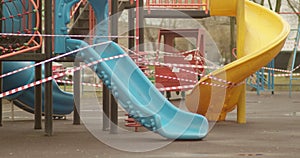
55, 0, 208, 139
1, 1, 74, 115
67, 39, 208, 139
3, 62, 74, 116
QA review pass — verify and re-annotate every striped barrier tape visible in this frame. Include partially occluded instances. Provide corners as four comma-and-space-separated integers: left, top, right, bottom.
144, 61, 220, 70
55, 80, 103, 88
120, 44, 220, 70
157, 80, 245, 91
56, 73, 242, 91
271, 73, 300, 77
0, 41, 111, 79
178, 68, 238, 88
0, 54, 127, 98
261, 64, 300, 74
155, 74, 198, 83
262, 67, 291, 73
292, 64, 300, 72
179, 67, 203, 76
0, 32, 137, 39
0, 37, 246, 97
157, 85, 195, 91
207, 74, 237, 86
124, 46, 237, 88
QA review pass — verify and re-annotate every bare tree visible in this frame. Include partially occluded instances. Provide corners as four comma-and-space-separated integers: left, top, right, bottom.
252, 0, 265, 5
251, 0, 282, 11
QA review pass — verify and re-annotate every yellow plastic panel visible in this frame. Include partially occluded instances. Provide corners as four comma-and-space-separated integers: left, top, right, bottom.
186, 0, 290, 121
209, 0, 237, 16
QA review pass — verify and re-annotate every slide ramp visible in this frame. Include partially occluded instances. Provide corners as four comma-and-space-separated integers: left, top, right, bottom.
3, 62, 74, 116
1, 0, 73, 116
186, 0, 290, 120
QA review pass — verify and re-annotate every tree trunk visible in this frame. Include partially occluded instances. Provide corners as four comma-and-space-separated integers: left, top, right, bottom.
275, 0, 282, 13
230, 17, 236, 62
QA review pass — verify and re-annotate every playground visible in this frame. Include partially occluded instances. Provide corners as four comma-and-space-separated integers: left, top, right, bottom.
1, 92, 300, 157
0, 0, 300, 157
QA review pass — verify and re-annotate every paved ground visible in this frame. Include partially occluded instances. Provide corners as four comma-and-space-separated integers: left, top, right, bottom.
0, 91, 300, 158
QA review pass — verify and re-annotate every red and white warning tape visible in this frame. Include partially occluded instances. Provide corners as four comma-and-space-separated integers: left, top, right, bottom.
55, 80, 103, 88
262, 67, 291, 73
121, 44, 220, 69
261, 64, 300, 75
157, 80, 244, 91
155, 49, 200, 56
207, 75, 237, 86
292, 64, 300, 72
272, 73, 300, 77
0, 32, 137, 39
0, 54, 127, 98
0, 39, 248, 97
0, 41, 111, 79
155, 74, 198, 83
157, 85, 195, 91
56, 73, 242, 91
144, 61, 219, 70
179, 68, 203, 76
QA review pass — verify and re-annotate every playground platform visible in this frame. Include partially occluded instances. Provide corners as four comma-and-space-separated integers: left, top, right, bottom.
0, 91, 299, 158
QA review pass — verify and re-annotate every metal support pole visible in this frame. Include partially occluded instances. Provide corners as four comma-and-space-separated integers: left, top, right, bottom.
268, 60, 275, 95
289, 24, 300, 98
0, 62, 2, 127
128, 9, 135, 51
34, 0, 43, 129
73, 61, 81, 125
237, 84, 246, 124
34, 64, 42, 129
10, 102, 14, 121
44, 0, 53, 136
0, 2, 3, 127
110, 0, 118, 134
110, 95, 118, 133
236, 0, 246, 124
138, 0, 144, 52
102, 86, 110, 131
230, 17, 236, 62
101, 0, 111, 132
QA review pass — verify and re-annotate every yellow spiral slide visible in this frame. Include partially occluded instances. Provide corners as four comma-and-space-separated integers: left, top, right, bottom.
186, 0, 290, 122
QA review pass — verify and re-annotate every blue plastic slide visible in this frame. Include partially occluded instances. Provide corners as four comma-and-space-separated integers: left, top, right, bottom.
52, 0, 208, 139
67, 39, 209, 139
2, 62, 74, 115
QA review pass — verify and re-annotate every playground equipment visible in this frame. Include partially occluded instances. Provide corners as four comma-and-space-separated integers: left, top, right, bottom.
0, 0, 289, 140
155, 29, 205, 99
289, 23, 300, 97
56, 0, 210, 140
146, 0, 209, 13
246, 12, 300, 96
3, 62, 74, 115
0, 0, 42, 59
0, 0, 73, 116
185, 0, 289, 121
246, 60, 275, 95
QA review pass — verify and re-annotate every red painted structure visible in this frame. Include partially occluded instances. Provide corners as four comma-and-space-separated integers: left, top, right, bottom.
146, 0, 209, 13
155, 29, 205, 92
